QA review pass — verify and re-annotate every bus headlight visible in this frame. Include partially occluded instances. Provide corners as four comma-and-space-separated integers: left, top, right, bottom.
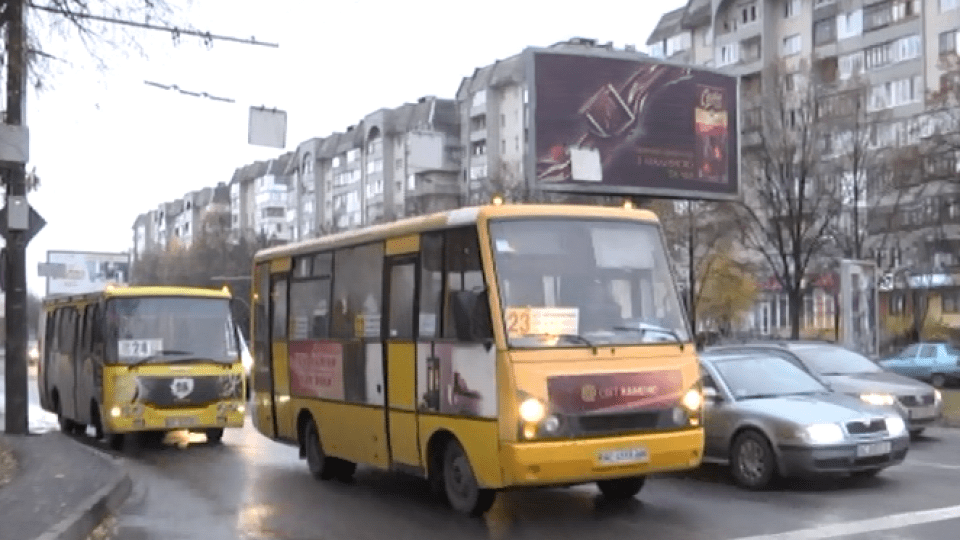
681, 388, 703, 411
519, 398, 546, 423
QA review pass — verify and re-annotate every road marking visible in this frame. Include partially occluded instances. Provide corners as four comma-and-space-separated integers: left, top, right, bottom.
730, 504, 960, 540
903, 459, 960, 470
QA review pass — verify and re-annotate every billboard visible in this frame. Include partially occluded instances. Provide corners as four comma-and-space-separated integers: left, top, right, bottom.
839, 259, 879, 358
41, 250, 130, 296
528, 49, 739, 200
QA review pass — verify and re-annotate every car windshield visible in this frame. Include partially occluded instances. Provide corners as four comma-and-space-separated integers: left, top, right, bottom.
710, 354, 828, 399
107, 296, 239, 365
489, 217, 690, 348
791, 346, 883, 375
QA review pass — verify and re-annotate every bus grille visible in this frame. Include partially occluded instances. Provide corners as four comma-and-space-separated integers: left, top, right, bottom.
135, 374, 242, 407
577, 411, 663, 435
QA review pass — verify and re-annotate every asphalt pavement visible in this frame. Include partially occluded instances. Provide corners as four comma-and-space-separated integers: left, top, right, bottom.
0, 366, 130, 540
2, 357, 959, 540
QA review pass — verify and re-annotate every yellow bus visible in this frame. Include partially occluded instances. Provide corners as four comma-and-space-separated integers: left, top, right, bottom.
37, 285, 247, 450
250, 203, 704, 515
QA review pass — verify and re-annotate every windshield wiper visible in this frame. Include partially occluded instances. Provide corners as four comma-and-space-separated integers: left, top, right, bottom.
555, 334, 596, 347
613, 323, 685, 350
739, 393, 782, 400
129, 349, 193, 367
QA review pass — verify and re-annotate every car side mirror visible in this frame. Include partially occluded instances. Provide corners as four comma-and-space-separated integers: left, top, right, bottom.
703, 386, 720, 405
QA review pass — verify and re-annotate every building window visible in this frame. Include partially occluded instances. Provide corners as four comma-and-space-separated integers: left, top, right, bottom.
864, 1, 892, 31
940, 30, 958, 56
814, 18, 836, 45
838, 51, 864, 80
837, 10, 863, 39
784, 0, 800, 18
782, 34, 801, 56
346, 149, 360, 163
471, 140, 486, 155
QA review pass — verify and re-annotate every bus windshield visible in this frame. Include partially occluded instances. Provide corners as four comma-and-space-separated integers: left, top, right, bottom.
107, 296, 239, 365
489, 217, 689, 348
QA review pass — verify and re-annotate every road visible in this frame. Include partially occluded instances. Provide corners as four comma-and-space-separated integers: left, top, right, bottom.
6, 368, 960, 540
100, 403, 960, 540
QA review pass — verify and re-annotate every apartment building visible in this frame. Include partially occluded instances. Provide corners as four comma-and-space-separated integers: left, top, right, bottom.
226, 153, 294, 244
285, 96, 461, 240
647, 0, 960, 342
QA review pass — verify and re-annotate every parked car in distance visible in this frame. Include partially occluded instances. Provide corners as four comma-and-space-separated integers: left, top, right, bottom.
699, 350, 909, 489
878, 342, 960, 388
707, 341, 942, 437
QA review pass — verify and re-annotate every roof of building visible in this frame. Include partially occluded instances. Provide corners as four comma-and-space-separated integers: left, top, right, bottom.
647, 7, 687, 45
681, 0, 711, 29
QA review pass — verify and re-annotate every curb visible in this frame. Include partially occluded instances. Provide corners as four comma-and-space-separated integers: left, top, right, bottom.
33, 459, 131, 540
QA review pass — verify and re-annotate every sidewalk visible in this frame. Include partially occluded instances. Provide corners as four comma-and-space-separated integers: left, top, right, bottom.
0, 431, 130, 540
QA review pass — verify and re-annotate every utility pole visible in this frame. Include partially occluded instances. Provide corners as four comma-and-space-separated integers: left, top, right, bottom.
3, 0, 43, 435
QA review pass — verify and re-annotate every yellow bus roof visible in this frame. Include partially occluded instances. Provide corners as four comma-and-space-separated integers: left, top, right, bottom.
255, 203, 660, 262
42, 285, 232, 307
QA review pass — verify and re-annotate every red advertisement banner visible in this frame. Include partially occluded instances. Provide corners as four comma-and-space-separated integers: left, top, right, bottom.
547, 370, 683, 414
289, 341, 345, 400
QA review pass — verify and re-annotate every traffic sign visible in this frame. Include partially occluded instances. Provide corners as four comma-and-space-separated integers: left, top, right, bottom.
0, 202, 45, 243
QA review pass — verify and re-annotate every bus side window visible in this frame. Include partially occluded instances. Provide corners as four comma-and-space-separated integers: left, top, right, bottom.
443, 227, 491, 342
419, 233, 444, 339
332, 243, 383, 339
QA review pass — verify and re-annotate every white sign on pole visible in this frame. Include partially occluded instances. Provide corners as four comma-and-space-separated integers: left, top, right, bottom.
248, 106, 287, 149
44, 250, 130, 296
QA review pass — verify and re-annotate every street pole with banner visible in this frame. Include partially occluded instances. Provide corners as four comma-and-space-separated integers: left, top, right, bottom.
839, 259, 879, 358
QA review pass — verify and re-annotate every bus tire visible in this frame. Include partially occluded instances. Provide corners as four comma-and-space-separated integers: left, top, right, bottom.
442, 439, 495, 516
53, 393, 77, 435
108, 433, 125, 452
596, 476, 646, 500
90, 402, 105, 440
333, 459, 357, 482
303, 419, 335, 480
205, 428, 224, 444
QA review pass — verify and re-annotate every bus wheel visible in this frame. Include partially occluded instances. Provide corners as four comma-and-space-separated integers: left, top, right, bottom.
108, 434, 125, 452
205, 428, 224, 444
90, 404, 105, 440
597, 476, 646, 500
442, 439, 495, 516
54, 395, 76, 435
303, 419, 335, 480
333, 459, 356, 482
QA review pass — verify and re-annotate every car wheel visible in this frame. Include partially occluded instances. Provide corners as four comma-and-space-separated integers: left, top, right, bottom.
442, 439, 495, 516
597, 476, 646, 500
931, 374, 946, 388
303, 419, 335, 480
730, 431, 778, 490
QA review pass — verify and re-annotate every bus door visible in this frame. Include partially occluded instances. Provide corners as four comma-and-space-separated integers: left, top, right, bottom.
61, 307, 82, 422
270, 264, 295, 440
383, 249, 421, 469
252, 261, 286, 439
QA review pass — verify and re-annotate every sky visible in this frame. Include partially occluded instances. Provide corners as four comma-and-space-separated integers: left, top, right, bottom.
19, 0, 687, 296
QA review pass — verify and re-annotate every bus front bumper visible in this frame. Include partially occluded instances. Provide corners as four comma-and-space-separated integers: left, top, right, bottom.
105, 403, 245, 432
500, 428, 704, 487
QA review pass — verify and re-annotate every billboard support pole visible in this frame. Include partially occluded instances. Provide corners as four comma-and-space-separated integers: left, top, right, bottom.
3, 0, 30, 435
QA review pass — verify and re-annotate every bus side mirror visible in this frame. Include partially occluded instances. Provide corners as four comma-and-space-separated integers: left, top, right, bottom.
450, 289, 493, 343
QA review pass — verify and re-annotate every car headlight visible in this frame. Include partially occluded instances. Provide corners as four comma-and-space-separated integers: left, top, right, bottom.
519, 398, 546, 423
860, 393, 895, 407
935, 390, 942, 404
803, 423, 846, 444
885, 415, 907, 437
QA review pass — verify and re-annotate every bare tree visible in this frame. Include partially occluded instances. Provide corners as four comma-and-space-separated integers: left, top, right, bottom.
734, 63, 842, 339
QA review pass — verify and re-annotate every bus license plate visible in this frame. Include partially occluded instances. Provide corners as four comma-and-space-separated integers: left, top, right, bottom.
165, 416, 198, 428
856, 441, 891, 458
598, 446, 649, 465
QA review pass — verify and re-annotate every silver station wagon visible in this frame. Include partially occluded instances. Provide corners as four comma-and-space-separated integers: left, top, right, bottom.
709, 342, 943, 437
699, 350, 910, 489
